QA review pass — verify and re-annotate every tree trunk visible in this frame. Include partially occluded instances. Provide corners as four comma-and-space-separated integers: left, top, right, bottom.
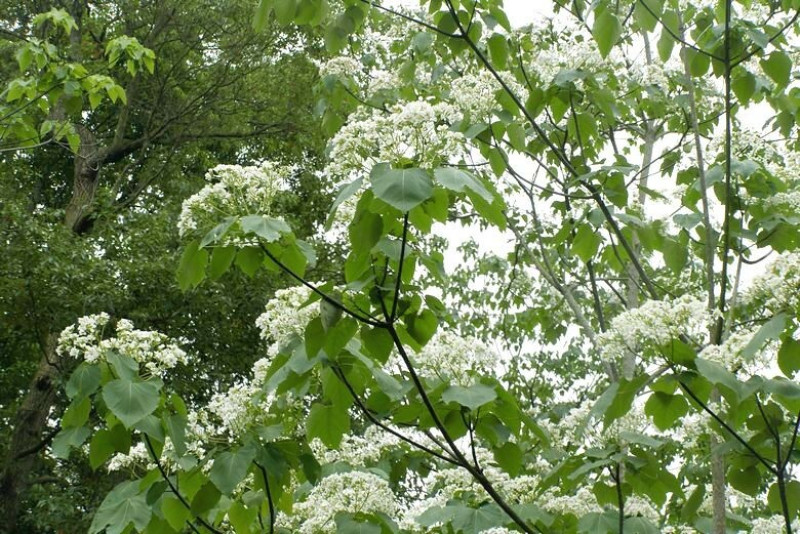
0, 338, 59, 534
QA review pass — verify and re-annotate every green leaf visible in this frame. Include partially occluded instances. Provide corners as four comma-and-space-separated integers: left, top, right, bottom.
326, 177, 364, 228
200, 217, 236, 247
335, 515, 381, 534
779, 338, 800, 377
768, 480, 800, 519
571, 224, 601, 262
210, 445, 256, 494
176, 240, 208, 291
253, 0, 274, 31
102, 378, 161, 428
62, 397, 91, 428
729, 466, 760, 496
487, 34, 509, 69
760, 51, 792, 87
644, 391, 689, 430
592, 10, 622, 58
89, 481, 151, 534
51, 426, 91, 459
433, 167, 492, 201
405, 309, 438, 346
732, 70, 757, 105
190, 481, 221, 516
66, 362, 101, 399
89, 429, 117, 470
361, 326, 394, 364
578, 511, 618, 533
370, 164, 433, 212
161, 497, 190, 531
209, 246, 236, 280
229, 501, 258, 533
240, 215, 291, 242
633, 0, 662, 32
273, 0, 296, 24
494, 442, 523, 476
451, 504, 506, 533
234, 247, 265, 277
742, 314, 787, 359
307, 403, 350, 448
442, 383, 497, 411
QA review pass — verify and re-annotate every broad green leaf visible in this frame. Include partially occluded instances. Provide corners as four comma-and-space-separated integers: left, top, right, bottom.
571, 225, 601, 262
190, 481, 221, 516
494, 441, 523, 476
405, 309, 438, 346
442, 383, 497, 411
326, 177, 364, 228
89, 429, 117, 470
779, 338, 800, 377
176, 241, 208, 291
209, 246, 236, 280
487, 34, 509, 69
761, 51, 792, 87
732, 70, 756, 105
210, 445, 256, 494
370, 164, 433, 212
161, 497, 189, 531
433, 167, 492, 201
66, 362, 101, 399
61, 397, 91, 428
592, 10, 621, 58
768, 480, 800, 519
106, 350, 139, 381
729, 466, 760, 496
234, 247, 265, 277
307, 402, 350, 447
742, 314, 787, 359
694, 358, 742, 402
200, 217, 236, 247
89, 480, 151, 534
578, 511, 617, 533
361, 326, 394, 364
229, 501, 258, 533
633, 0, 663, 32
451, 504, 506, 533
51, 426, 91, 459
240, 215, 291, 242
645, 392, 689, 430
102, 378, 161, 428
335, 515, 381, 534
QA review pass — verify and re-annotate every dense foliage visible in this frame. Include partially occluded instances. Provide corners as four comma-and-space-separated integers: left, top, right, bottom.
6, 0, 800, 532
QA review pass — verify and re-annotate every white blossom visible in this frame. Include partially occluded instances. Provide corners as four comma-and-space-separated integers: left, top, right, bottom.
292, 471, 397, 533
177, 162, 291, 237
318, 56, 363, 81
448, 70, 527, 123
57, 315, 188, 377
309, 425, 402, 466
744, 252, 800, 313
255, 285, 317, 356
598, 295, 710, 363
538, 486, 601, 517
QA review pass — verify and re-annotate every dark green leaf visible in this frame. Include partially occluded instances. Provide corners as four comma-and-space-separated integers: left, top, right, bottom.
210, 445, 256, 494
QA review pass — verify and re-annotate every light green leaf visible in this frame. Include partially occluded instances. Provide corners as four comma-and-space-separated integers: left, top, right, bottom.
102, 378, 161, 428
89, 481, 151, 534
51, 426, 91, 459
761, 51, 792, 87
176, 240, 208, 291
370, 164, 433, 212
442, 384, 497, 411
592, 10, 622, 58
240, 215, 291, 242
742, 314, 787, 359
307, 403, 350, 448
66, 363, 101, 399
433, 167, 492, 201
571, 225, 601, 262
779, 338, 800, 377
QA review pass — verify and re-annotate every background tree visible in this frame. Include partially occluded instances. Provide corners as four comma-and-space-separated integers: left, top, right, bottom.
46, 0, 800, 533
0, 1, 332, 530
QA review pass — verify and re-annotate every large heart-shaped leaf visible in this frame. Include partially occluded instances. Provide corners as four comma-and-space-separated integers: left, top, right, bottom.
102, 378, 161, 428
370, 163, 433, 212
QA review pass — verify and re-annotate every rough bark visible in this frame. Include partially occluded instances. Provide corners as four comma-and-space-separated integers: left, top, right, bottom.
0, 338, 59, 534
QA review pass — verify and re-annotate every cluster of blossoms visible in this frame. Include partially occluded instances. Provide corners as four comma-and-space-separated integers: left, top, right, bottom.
750, 515, 800, 533
255, 285, 317, 356
318, 56, 362, 81
58, 314, 189, 377
392, 329, 497, 386
309, 425, 403, 466
744, 252, 800, 313
598, 295, 710, 363
177, 162, 291, 237
287, 471, 397, 533
700, 325, 775, 375
537, 486, 602, 517
447, 70, 528, 123
106, 442, 151, 472
325, 100, 464, 182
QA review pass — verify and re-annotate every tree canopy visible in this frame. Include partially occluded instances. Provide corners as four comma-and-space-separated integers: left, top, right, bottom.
5, 0, 800, 533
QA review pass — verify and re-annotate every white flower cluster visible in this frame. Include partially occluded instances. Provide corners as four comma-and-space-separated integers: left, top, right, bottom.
624, 495, 660, 522
700, 326, 776, 374
479, 529, 513, 534
292, 471, 397, 533
751, 515, 800, 534
396, 329, 498, 386
325, 100, 464, 182
205, 381, 270, 438
598, 295, 710, 363
106, 442, 151, 472
744, 252, 800, 313
764, 190, 800, 215
309, 425, 402, 466
57, 315, 188, 377
177, 162, 291, 237
255, 285, 317, 356
318, 56, 363, 81
537, 486, 601, 517
448, 70, 527, 123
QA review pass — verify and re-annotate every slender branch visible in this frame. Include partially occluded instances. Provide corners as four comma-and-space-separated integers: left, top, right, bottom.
390, 213, 410, 322
143, 435, 224, 534
254, 462, 275, 534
